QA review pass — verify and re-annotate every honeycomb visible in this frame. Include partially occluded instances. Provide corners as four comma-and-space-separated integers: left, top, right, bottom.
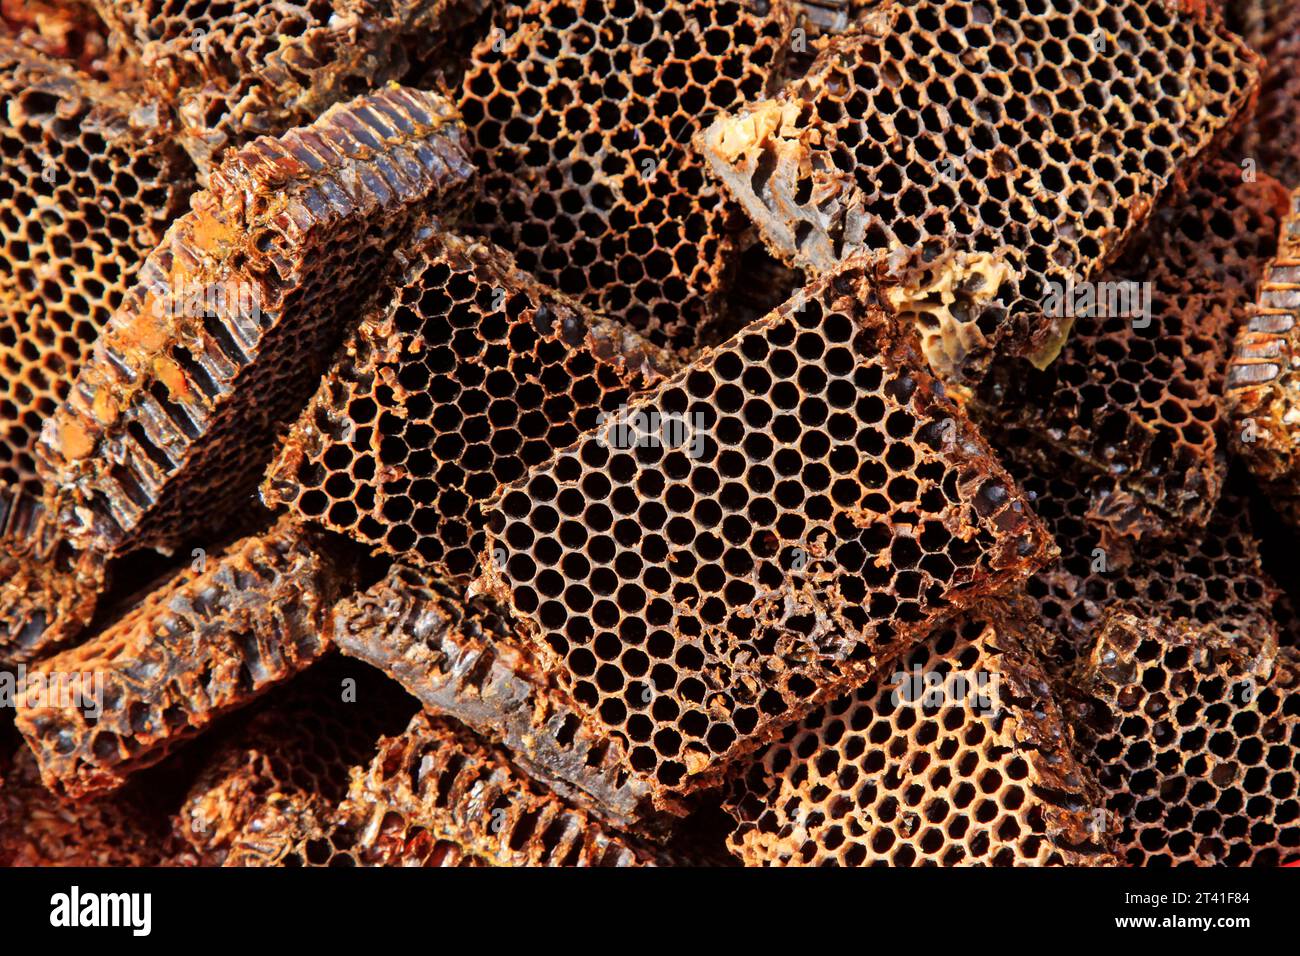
12, 516, 348, 800
176, 658, 416, 866
0, 38, 193, 494
35, 86, 475, 558
1002, 446, 1280, 672
482, 261, 1052, 805
262, 228, 677, 582
310, 713, 659, 867
0, 481, 104, 663
974, 160, 1290, 539
1226, 187, 1300, 525
1225, 0, 1300, 188
696, 0, 1261, 381
93, 0, 491, 177
0, 0, 114, 77
330, 563, 663, 827
724, 607, 1116, 865
457, 0, 794, 348
1068, 610, 1299, 866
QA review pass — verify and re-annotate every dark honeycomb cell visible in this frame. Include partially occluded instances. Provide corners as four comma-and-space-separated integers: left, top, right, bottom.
697, 0, 1260, 381
92, 0, 491, 177
1068, 610, 1299, 866
330, 564, 665, 827
457, 0, 794, 349
1004, 446, 1281, 673
12, 516, 348, 799
35, 86, 475, 558
175, 659, 417, 866
0, 481, 104, 663
262, 229, 676, 581
1226, 188, 1300, 525
975, 161, 1289, 539
286, 713, 659, 867
483, 262, 1052, 804
0, 39, 193, 494
724, 608, 1116, 866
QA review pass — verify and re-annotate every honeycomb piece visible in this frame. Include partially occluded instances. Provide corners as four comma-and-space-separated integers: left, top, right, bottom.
1226, 188, 1300, 525
0, 481, 104, 663
0, 746, 185, 866
35, 86, 475, 558
1005, 446, 1280, 672
457, 0, 794, 348
974, 161, 1290, 538
326, 712, 658, 866
1225, 0, 1300, 188
482, 262, 1053, 803
0, 38, 193, 493
12, 516, 348, 799
697, 0, 1260, 381
175, 658, 417, 866
331, 564, 663, 827
94, 0, 491, 177
262, 228, 676, 581
724, 609, 1115, 865
1069, 610, 1298, 866
0, 0, 113, 77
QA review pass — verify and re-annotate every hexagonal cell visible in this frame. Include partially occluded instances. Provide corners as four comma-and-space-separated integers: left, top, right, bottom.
263, 228, 677, 581
724, 607, 1115, 866
1068, 610, 1299, 866
482, 261, 1052, 806
697, 0, 1260, 380
0, 38, 194, 494
457, 0, 794, 349
12, 516, 350, 799
35, 86, 475, 558
975, 160, 1290, 539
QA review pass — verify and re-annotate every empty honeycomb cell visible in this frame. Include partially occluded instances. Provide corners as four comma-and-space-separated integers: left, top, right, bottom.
12, 516, 349, 800
330, 564, 666, 828
1068, 610, 1299, 866
262, 228, 677, 582
0, 482, 105, 663
317, 712, 659, 866
696, 0, 1261, 381
0, 38, 194, 494
175, 658, 417, 866
974, 161, 1290, 539
0, 745, 187, 866
1225, 0, 1300, 188
724, 608, 1116, 866
35, 86, 476, 558
1226, 188, 1300, 525
482, 261, 1053, 805
93, 0, 493, 178
1001, 443, 1281, 673
457, 0, 794, 349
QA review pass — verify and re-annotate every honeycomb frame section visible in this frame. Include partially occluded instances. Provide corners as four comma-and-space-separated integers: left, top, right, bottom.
263, 228, 677, 582
35, 86, 475, 557
1068, 610, 1298, 866
457, 0, 795, 349
696, 0, 1261, 380
12, 516, 348, 800
724, 609, 1117, 866
483, 261, 1053, 804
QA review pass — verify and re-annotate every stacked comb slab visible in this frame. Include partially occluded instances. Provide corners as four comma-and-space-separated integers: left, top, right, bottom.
13, 517, 347, 799
457, 0, 793, 348
724, 609, 1114, 865
697, 0, 1260, 380
1069, 611, 1298, 865
263, 229, 675, 581
483, 263, 1051, 804
975, 161, 1289, 539
35, 86, 474, 557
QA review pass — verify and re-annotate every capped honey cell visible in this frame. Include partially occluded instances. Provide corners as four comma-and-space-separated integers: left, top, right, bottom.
483, 261, 1052, 804
697, 0, 1260, 381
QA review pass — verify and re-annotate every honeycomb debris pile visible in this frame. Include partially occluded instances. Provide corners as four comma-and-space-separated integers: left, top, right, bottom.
1, 0, 1298, 869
